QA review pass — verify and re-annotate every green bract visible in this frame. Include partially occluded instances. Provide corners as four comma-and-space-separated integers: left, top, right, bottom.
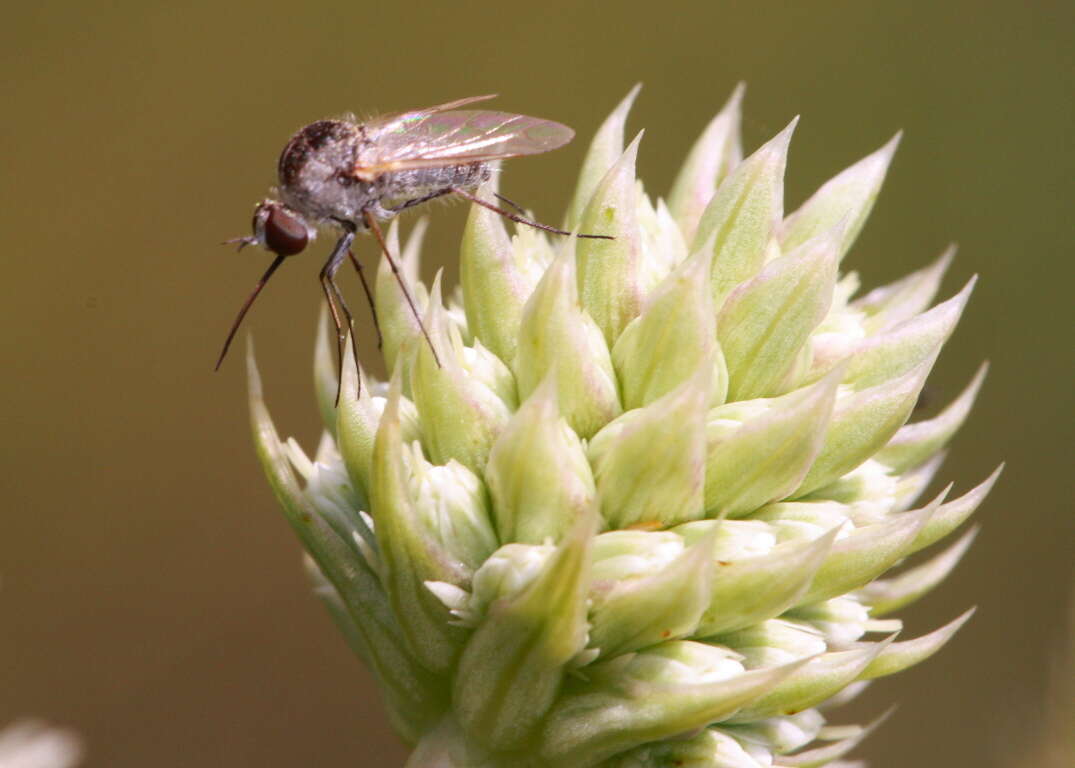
247, 86, 1000, 767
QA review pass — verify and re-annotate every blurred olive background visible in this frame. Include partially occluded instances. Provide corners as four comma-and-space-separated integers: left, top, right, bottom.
1, 1, 1071, 766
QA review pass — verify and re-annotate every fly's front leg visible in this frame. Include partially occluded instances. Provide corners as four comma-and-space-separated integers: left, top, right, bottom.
319, 230, 357, 402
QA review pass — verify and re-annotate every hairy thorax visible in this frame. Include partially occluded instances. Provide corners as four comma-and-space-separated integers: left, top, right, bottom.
277, 120, 370, 223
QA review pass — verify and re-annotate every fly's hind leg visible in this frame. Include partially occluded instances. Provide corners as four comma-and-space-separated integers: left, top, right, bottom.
362, 208, 442, 367
448, 186, 614, 240
385, 187, 453, 214
492, 191, 529, 216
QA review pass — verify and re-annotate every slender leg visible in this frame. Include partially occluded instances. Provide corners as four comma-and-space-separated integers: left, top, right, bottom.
386, 187, 453, 213
362, 209, 442, 367
318, 257, 344, 383
347, 249, 383, 349
215, 253, 287, 370
449, 186, 614, 240
493, 191, 528, 216
325, 266, 361, 398
318, 231, 356, 403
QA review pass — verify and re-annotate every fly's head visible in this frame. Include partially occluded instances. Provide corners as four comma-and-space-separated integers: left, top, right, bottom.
227, 199, 315, 257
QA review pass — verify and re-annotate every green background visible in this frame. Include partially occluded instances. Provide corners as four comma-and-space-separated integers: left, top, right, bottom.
2, 1, 1071, 766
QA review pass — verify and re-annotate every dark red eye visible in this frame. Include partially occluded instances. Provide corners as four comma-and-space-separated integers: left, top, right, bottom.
264, 206, 308, 256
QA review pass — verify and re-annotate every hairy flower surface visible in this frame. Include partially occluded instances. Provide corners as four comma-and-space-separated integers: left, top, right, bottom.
247, 86, 1001, 768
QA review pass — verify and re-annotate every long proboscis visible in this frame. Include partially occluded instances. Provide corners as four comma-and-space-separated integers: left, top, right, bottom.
214, 253, 287, 370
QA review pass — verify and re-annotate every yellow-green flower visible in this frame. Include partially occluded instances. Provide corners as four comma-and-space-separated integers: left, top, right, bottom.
247, 85, 1000, 768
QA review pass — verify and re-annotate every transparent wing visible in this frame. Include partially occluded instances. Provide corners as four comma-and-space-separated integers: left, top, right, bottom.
355, 109, 575, 177
369, 94, 499, 130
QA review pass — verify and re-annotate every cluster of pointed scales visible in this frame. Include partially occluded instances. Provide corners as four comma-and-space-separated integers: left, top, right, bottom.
248, 86, 1001, 768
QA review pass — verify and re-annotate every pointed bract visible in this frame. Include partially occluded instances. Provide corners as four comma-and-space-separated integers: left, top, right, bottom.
668, 83, 746, 244
613, 236, 722, 409
589, 363, 710, 528
911, 465, 1003, 552
454, 517, 594, 751
860, 608, 975, 680
566, 84, 642, 229
607, 727, 772, 768
313, 305, 340, 435
696, 528, 839, 636
336, 340, 420, 503
877, 361, 988, 472
484, 373, 596, 544
375, 219, 430, 375
726, 640, 892, 722
576, 131, 648, 345
718, 227, 841, 401
797, 355, 939, 495
371, 371, 473, 673
860, 527, 979, 615
843, 277, 976, 391
249, 344, 444, 738
460, 185, 543, 364
799, 493, 943, 604
540, 645, 809, 768
589, 532, 715, 657
515, 238, 622, 439
854, 245, 955, 333
780, 132, 901, 261
693, 118, 797, 310
410, 279, 514, 473
705, 365, 844, 517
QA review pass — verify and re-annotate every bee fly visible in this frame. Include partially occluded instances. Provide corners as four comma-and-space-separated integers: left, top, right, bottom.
216, 94, 610, 397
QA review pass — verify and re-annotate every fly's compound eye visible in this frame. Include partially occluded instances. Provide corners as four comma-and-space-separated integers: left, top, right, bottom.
263, 206, 309, 256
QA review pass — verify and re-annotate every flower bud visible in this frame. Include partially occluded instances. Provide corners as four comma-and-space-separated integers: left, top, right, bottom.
589, 363, 710, 528
780, 132, 901, 261
565, 84, 641, 229
515, 237, 622, 438
576, 131, 648, 345
693, 118, 797, 309
484, 372, 596, 544
667, 83, 745, 244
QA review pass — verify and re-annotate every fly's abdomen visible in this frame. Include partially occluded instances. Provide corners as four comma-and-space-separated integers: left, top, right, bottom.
444, 161, 493, 190
379, 162, 492, 206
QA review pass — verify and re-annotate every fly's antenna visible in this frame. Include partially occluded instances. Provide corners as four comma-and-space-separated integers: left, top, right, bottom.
215, 253, 287, 371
